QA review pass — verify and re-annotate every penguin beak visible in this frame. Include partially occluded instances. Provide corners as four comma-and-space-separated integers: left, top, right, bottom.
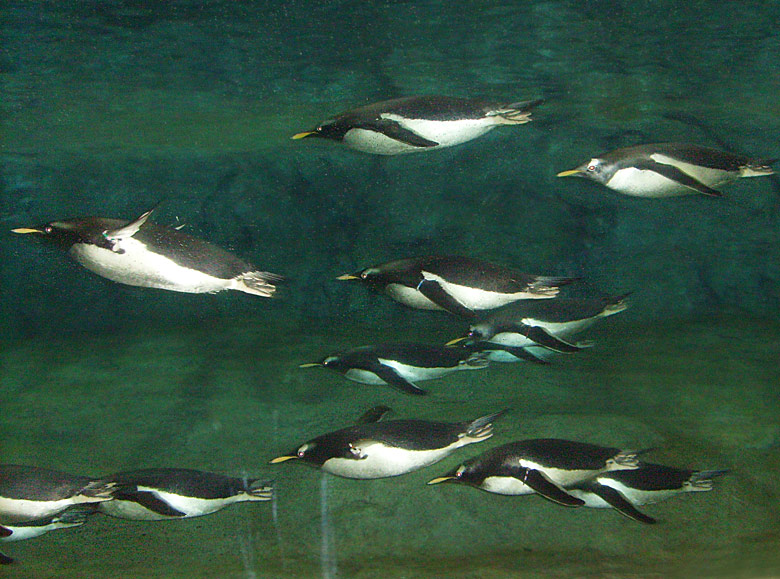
299, 362, 322, 368
427, 475, 456, 485
291, 131, 316, 140
445, 336, 468, 346
336, 273, 359, 281
270, 455, 299, 464
11, 228, 43, 234
556, 168, 583, 178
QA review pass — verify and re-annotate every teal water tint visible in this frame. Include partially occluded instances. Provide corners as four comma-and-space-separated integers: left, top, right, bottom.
1, 1, 779, 577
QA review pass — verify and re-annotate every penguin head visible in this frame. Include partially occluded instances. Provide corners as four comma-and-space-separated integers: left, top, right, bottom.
11, 220, 85, 248
427, 463, 484, 488
557, 158, 614, 184
291, 117, 350, 142
271, 439, 364, 468
337, 267, 386, 288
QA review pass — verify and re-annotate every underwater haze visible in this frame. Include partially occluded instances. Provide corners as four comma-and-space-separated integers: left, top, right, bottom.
1, 1, 779, 577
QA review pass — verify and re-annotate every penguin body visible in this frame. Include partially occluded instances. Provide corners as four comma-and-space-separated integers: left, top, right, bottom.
12, 208, 282, 296
271, 406, 503, 479
567, 464, 728, 524
557, 143, 775, 198
300, 343, 489, 395
97, 468, 272, 521
0, 465, 115, 524
428, 439, 640, 507
449, 294, 629, 356
293, 96, 543, 155
0, 507, 91, 542
339, 256, 576, 318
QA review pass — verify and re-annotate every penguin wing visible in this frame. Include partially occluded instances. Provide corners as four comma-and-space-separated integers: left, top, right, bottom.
370, 363, 428, 396
637, 160, 722, 197
493, 344, 552, 364
0, 525, 11, 539
356, 405, 393, 424
586, 484, 657, 524
523, 469, 585, 507
519, 325, 585, 353
104, 207, 157, 241
417, 276, 477, 318
366, 118, 439, 148
122, 490, 187, 518
0, 552, 14, 565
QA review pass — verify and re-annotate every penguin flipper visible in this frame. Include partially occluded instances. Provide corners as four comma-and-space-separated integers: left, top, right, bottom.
520, 326, 584, 353
0, 552, 14, 565
124, 491, 187, 518
639, 160, 722, 197
357, 405, 393, 424
105, 206, 157, 241
588, 485, 657, 524
369, 119, 439, 148
417, 277, 476, 318
523, 469, 585, 507
0, 525, 11, 538
494, 344, 552, 364
370, 364, 428, 396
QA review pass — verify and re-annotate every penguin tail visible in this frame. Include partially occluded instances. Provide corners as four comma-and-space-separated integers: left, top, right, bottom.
464, 409, 508, 441
54, 506, 95, 527
246, 479, 274, 501
602, 292, 633, 316
80, 480, 118, 502
490, 98, 544, 124
740, 160, 776, 177
234, 271, 285, 297
688, 469, 729, 491
527, 275, 580, 296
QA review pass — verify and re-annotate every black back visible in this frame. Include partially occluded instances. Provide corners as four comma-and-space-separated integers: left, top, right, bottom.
107, 468, 247, 499
331, 343, 473, 370
0, 465, 93, 501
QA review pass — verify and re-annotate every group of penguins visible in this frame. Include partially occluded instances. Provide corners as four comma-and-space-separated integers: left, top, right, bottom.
6, 94, 772, 565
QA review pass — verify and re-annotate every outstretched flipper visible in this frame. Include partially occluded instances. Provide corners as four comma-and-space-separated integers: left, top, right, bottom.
357, 405, 393, 424
370, 118, 439, 148
638, 160, 722, 197
0, 525, 11, 539
587, 484, 657, 525
520, 325, 585, 353
417, 275, 477, 318
371, 363, 428, 396
104, 206, 157, 241
523, 469, 585, 507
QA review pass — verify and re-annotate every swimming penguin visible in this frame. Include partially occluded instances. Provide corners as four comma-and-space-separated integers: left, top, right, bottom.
12, 207, 283, 296
299, 343, 490, 395
566, 464, 728, 524
557, 143, 775, 198
0, 465, 115, 525
0, 506, 92, 543
292, 95, 544, 155
427, 439, 641, 507
271, 406, 504, 479
338, 256, 577, 318
97, 468, 272, 521
446, 294, 629, 357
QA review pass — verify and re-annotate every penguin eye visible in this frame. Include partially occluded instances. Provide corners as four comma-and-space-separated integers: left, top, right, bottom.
587, 164, 597, 172
360, 271, 369, 279
44, 225, 53, 234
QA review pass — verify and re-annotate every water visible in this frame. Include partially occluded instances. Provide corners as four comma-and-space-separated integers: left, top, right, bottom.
1, 1, 779, 577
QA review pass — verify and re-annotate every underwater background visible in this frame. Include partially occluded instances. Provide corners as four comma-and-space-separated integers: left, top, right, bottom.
1, 1, 779, 577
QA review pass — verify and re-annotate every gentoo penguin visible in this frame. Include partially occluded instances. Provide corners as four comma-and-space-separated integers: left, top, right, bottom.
428, 439, 641, 507
0, 506, 91, 543
271, 406, 504, 479
567, 464, 728, 524
299, 343, 490, 395
97, 468, 272, 521
292, 95, 543, 155
446, 294, 629, 357
0, 464, 115, 524
557, 143, 775, 198
12, 207, 283, 296
338, 256, 577, 318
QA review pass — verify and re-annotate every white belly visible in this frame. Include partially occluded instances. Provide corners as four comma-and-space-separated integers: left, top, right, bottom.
99, 489, 236, 520
70, 240, 232, 293
321, 441, 465, 479
342, 116, 495, 155
607, 161, 733, 198
0, 522, 59, 542
480, 476, 535, 496
0, 497, 75, 524
343, 362, 455, 385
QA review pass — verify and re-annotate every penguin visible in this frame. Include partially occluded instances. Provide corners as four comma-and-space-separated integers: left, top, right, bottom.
97, 468, 272, 521
0, 506, 92, 543
271, 406, 504, 479
446, 294, 629, 357
557, 142, 775, 198
12, 207, 283, 296
0, 464, 115, 525
299, 343, 490, 396
338, 256, 577, 318
566, 463, 728, 525
427, 439, 641, 507
292, 95, 544, 155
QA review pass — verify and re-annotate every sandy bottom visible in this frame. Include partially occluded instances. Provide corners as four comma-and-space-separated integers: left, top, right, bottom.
1, 312, 779, 578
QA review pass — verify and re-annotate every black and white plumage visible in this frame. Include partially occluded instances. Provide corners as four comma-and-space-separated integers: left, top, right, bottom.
0, 464, 115, 525
338, 256, 577, 318
567, 463, 728, 524
271, 406, 503, 479
299, 343, 489, 396
97, 468, 273, 521
12, 207, 283, 296
0, 508, 93, 566
447, 294, 629, 359
557, 143, 775, 198
292, 95, 543, 155
428, 439, 641, 507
